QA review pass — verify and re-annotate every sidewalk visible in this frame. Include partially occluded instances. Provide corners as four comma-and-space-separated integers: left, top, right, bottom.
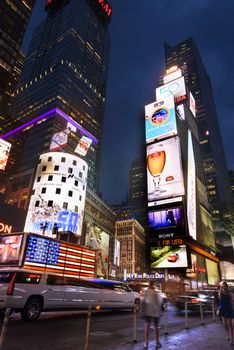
115, 321, 233, 350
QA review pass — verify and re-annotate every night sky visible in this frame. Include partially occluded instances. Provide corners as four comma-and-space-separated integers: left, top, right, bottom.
23, 0, 234, 204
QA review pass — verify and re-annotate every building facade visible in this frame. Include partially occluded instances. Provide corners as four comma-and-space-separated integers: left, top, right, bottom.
163, 38, 234, 248
0, 0, 35, 128
5, 0, 111, 201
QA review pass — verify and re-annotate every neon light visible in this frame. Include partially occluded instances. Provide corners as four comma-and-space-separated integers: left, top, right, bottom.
0, 108, 98, 144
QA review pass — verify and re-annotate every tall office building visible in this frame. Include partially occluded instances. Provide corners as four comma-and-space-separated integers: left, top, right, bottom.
0, 0, 35, 127
164, 38, 234, 247
5, 0, 111, 207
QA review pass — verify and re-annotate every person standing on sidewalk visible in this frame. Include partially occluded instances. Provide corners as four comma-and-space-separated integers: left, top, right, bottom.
143, 280, 162, 349
219, 281, 234, 345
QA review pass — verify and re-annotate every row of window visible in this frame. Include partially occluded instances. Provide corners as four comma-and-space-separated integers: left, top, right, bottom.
37, 174, 84, 184
39, 156, 85, 169
35, 196, 81, 208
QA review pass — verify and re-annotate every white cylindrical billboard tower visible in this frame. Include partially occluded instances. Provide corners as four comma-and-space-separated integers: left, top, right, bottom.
24, 152, 88, 237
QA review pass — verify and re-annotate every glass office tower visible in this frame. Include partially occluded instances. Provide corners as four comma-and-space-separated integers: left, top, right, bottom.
0, 0, 35, 130
6, 0, 111, 207
163, 37, 234, 246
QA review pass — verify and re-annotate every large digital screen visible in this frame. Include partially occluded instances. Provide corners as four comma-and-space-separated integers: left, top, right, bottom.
0, 234, 23, 265
0, 139, 11, 171
148, 207, 184, 230
145, 95, 177, 143
189, 92, 196, 118
156, 76, 186, 101
23, 235, 96, 278
150, 245, 188, 269
187, 130, 196, 239
147, 137, 184, 202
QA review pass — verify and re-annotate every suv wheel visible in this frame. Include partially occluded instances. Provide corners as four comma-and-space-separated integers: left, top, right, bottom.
21, 297, 42, 322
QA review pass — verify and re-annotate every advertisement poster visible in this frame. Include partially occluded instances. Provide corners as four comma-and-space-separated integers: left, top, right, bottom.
24, 152, 88, 237
49, 128, 70, 152
189, 92, 196, 118
0, 234, 23, 265
206, 259, 219, 286
176, 104, 185, 120
145, 95, 177, 143
85, 223, 110, 278
148, 207, 184, 230
187, 130, 196, 239
0, 139, 11, 171
147, 137, 184, 202
75, 136, 92, 156
150, 245, 188, 269
156, 76, 186, 101
114, 239, 120, 266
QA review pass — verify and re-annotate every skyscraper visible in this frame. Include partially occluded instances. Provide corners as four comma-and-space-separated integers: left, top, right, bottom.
5, 0, 111, 207
0, 0, 35, 128
164, 37, 234, 247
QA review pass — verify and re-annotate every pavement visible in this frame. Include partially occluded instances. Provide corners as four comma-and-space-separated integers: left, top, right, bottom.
114, 321, 233, 350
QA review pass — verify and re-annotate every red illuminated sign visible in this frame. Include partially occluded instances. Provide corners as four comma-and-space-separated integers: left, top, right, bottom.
98, 0, 112, 17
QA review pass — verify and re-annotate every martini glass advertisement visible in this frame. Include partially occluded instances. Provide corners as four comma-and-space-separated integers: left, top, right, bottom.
147, 137, 184, 202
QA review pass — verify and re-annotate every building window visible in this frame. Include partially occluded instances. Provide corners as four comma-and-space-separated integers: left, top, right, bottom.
38, 159, 42, 164
61, 157, 66, 162
83, 165, 86, 171
79, 172, 82, 178
56, 188, 61, 194
74, 205, 78, 212
61, 176, 66, 183
73, 160, 77, 166
63, 202, 68, 209
41, 187, 46, 194
35, 201, 40, 207
54, 165, 59, 171
48, 175, 53, 181
68, 191, 73, 197
48, 156, 52, 162
42, 166, 47, 171
79, 195, 82, 201
37, 176, 41, 182
75, 180, 78, 186
48, 200, 53, 207
68, 167, 73, 174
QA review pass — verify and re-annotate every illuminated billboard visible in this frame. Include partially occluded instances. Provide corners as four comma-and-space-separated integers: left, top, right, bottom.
147, 137, 184, 202
189, 92, 196, 118
23, 234, 96, 278
24, 152, 88, 237
163, 67, 182, 84
85, 223, 110, 278
156, 76, 186, 101
206, 259, 219, 285
176, 104, 185, 120
0, 139, 11, 171
75, 136, 93, 156
50, 128, 69, 152
0, 234, 23, 265
150, 245, 188, 269
145, 95, 177, 143
114, 239, 120, 266
187, 130, 196, 239
148, 207, 184, 230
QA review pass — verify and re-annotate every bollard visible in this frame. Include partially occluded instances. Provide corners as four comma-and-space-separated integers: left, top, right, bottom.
0, 308, 11, 350
84, 305, 92, 350
211, 301, 215, 322
185, 302, 189, 329
132, 303, 138, 343
199, 302, 204, 325
163, 303, 169, 335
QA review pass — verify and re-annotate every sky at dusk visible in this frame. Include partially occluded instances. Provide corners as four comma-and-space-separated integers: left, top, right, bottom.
23, 0, 234, 205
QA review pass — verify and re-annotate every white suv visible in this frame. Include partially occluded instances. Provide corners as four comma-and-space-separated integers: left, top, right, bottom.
0, 269, 141, 321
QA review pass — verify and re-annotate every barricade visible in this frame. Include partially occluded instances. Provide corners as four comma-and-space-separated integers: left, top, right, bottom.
0, 308, 11, 350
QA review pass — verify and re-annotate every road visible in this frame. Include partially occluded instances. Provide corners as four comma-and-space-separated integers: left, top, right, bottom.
1, 304, 215, 350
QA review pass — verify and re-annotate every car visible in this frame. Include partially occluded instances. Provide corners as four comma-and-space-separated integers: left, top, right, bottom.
0, 269, 141, 321
174, 291, 215, 311
167, 253, 179, 262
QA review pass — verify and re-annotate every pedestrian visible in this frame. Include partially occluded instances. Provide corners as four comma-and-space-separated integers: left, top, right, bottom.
143, 280, 162, 349
218, 281, 234, 345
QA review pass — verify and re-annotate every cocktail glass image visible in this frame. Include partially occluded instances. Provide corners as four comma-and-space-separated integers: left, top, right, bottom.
147, 143, 166, 197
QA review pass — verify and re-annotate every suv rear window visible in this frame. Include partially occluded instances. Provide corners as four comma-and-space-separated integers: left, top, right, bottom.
0, 272, 14, 283
15, 272, 41, 284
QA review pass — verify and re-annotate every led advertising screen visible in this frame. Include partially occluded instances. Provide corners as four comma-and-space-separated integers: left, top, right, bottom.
163, 67, 182, 84
50, 128, 69, 152
189, 92, 196, 118
145, 96, 177, 143
114, 239, 120, 266
156, 76, 186, 101
187, 130, 196, 239
0, 139, 11, 171
147, 137, 184, 202
85, 223, 110, 278
23, 235, 96, 278
176, 104, 185, 120
75, 136, 93, 156
148, 207, 184, 230
0, 234, 23, 265
150, 245, 188, 269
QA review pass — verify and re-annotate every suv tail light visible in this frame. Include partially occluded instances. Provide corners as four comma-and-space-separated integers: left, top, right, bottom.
7, 272, 16, 296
